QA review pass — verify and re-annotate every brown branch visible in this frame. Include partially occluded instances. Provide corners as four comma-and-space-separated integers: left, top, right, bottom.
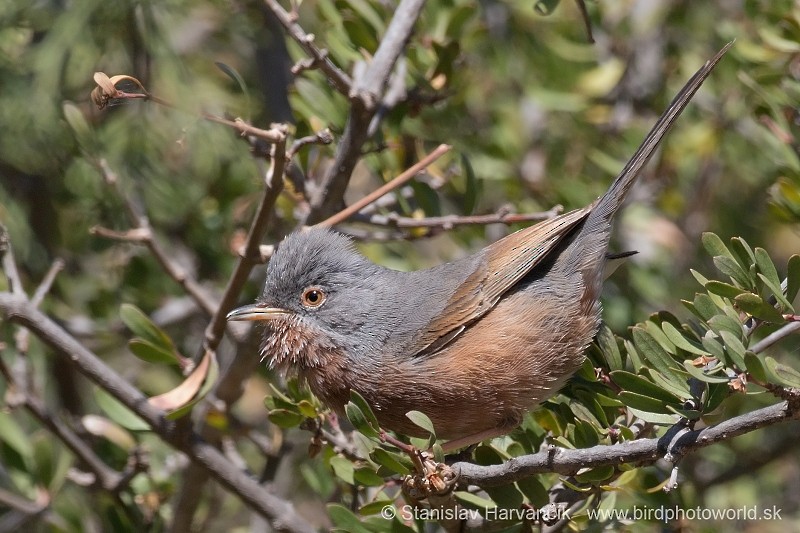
263, 0, 352, 95
454, 399, 800, 487
0, 293, 315, 533
287, 128, 334, 159
314, 143, 451, 228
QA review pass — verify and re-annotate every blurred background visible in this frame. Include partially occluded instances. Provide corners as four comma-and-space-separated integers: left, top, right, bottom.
1, 0, 799, 531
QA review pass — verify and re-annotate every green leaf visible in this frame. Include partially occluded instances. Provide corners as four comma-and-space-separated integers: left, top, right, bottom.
94, 388, 149, 431
405, 410, 436, 441
705, 280, 746, 299
757, 273, 793, 310
0, 412, 32, 459
734, 292, 785, 323
755, 247, 782, 290
327, 503, 371, 533
719, 330, 747, 369
702, 233, 734, 260
533, 0, 562, 16
713, 255, 751, 288
682, 360, 730, 384
701, 334, 726, 360
359, 499, 396, 516
729, 237, 756, 271
370, 448, 411, 476
329, 455, 355, 484
573, 419, 600, 448
348, 390, 381, 433
646, 368, 693, 399
643, 320, 677, 355
128, 339, 179, 365
610, 371, 684, 404
625, 407, 679, 425
744, 352, 768, 383
267, 409, 304, 428
691, 269, 710, 287
618, 391, 675, 414
705, 382, 729, 412
410, 181, 441, 217
665, 405, 702, 420
296, 400, 318, 418
353, 466, 384, 487
694, 293, 721, 321
455, 491, 494, 510
120, 304, 174, 352
764, 357, 800, 388
708, 314, 744, 337
516, 476, 548, 506
63, 101, 95, 152
661, 322, 709, 356
632, 327, 677, 376
575, 465, 615, 483
786, 254, 800, 303
345, 403, 380, 439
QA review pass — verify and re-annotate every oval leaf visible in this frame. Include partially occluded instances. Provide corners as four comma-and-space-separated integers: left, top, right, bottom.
128, 339, 179, 365
120, 304, 174, 351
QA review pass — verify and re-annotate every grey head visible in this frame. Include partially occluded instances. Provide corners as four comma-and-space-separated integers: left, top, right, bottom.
227, 228, 416, 370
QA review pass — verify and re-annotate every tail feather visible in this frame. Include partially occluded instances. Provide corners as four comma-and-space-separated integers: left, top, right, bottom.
558, 43, 732, 308
593, 41, 733, 220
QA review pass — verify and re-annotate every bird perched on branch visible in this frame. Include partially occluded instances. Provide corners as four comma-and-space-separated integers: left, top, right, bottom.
228, 44, 731, 451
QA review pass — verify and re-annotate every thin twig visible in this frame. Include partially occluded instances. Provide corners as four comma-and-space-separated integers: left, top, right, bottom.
749, 321, 800, 354
263, 0, 352, 95
315, 143, 451, 228
287, 128, 334, 159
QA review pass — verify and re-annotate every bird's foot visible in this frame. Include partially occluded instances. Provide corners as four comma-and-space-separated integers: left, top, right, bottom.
401, 450, 459, 502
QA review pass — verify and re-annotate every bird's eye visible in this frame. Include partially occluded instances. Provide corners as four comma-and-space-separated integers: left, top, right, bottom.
301, 287, 327, 308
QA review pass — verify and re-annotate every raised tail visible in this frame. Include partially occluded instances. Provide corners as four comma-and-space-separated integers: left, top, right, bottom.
592, 41, 733, 221
557, 43, 732, 309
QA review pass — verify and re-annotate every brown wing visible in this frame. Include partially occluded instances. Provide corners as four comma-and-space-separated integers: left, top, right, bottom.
411, 206, 592, 357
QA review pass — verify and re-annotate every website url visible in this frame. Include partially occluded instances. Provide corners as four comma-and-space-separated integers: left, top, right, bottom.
587, 505, 783, 523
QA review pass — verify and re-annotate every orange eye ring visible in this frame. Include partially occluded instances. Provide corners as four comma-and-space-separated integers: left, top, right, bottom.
301, 287, 327, 308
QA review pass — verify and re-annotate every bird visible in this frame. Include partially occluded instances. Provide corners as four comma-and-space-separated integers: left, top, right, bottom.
228, 44, 730, 451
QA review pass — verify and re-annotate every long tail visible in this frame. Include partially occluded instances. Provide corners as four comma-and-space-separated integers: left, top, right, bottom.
592, 41, 733, 221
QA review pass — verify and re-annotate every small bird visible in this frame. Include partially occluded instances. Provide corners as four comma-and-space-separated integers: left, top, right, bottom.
228, 45, 730, 451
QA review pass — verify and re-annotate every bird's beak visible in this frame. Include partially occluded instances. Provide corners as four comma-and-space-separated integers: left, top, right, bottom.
226, 304, 290, 322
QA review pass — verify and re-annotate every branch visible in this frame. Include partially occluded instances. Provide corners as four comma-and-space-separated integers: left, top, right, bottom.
454, 399, 800, 487
315, 143, 451, 228
351, 0, 427, 108
262, 0, 352, 95
0, 293, 316, 533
